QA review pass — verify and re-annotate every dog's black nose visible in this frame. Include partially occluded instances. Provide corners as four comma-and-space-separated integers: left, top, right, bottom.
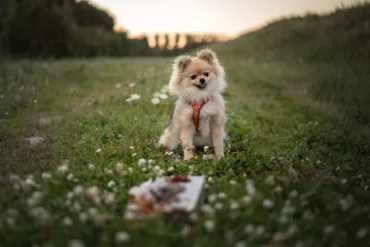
199, 78, 205, 84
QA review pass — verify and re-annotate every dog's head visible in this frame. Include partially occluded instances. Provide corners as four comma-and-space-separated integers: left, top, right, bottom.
169, 49, 226, 101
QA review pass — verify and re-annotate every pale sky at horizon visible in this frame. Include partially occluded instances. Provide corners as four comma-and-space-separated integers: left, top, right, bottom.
91, 0, 362, 37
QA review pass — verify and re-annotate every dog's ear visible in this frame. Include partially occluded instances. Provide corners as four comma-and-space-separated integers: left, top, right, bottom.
197, 49, 217, 64
175, 55, 191, 71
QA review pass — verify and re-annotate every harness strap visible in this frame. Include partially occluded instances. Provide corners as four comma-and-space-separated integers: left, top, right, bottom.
191, 96, 210, 136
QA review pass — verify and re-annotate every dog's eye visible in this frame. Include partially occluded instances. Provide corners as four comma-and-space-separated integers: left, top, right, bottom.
203, 72, 209, 77
190, 74, 197, 80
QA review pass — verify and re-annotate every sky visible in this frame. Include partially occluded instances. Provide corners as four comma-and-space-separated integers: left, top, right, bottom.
92, 0, 362, 37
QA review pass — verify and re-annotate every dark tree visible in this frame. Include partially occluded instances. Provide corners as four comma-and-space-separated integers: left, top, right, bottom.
73, 1, 114, 30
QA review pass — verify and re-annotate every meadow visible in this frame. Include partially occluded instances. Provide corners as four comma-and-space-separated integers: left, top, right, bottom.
1, 4, 370, 247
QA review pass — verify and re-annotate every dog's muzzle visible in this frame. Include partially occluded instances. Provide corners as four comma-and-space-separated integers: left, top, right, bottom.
195, 78, 207, 89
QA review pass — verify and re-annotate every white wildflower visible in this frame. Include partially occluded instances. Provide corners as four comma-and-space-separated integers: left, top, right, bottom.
104, 168, 113, 176
181, 224, 191, 236
265, 175, 275, 185
234, 241, 247, 247
148, 159, 155, 165
339, 196, 353, 211
272, 232, 286, 242
115, 231, 131, 243
158, 93, 168, 99
124, 211, 136, 220
25, 136, 44, 146
279, 215, 289, 224
356, 227, 368, 239
138, 158, 146, 166
107, 180, 116, 188
274, 185, 283, 193
262, 199, 274, 209
6, 217, 16, 227
323, 225, 334, 235
208, 194, 217, 203
204, 220, 215, 232
41, 172, 52, 180
24, 176, 37, 188
282, 204, 296, 215
66, 173, 74, 181
88, 164, 95, 170
289, 190, 298, 198
116, 162, 123, 171
71, 202, 82, 212
27, 191, 43, 207
218, 192, 227, 199
29, 207, 51, 225
303, 210, 314, 221
68, 239, 85, 247
230, 201, 240, 210
96, 148, 102, 153
286, 224, 298, 236
244, 224, 254, 234
215, 202, 224, 210
130, 93, 141, 100
255, 225, 265, 236
88, 208, 98, 216
168, 166, 175, 172
73, 185, 84, 195
128, 82, 136, 88
241, 195, 252, 206
79, 212, 88, 223
85, 186, 100, 204
204, 146, 210, 151
246, 180, 256, 196
132, 153, 137, 157
189, 212, 198, 222
67, 191, 74, 200
229, 180, 237, 185
151, 98, 160, 105
103, 193, 115, 204
201, 204, 215, 216
57, 164, 69, 174
62, 217, 73, 226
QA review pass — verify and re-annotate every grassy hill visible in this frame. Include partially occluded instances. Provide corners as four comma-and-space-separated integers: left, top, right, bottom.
214, 2, 370, 129
0, 3, 369, 247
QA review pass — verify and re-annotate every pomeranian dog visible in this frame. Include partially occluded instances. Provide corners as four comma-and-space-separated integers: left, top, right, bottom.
158, 49, 227, 160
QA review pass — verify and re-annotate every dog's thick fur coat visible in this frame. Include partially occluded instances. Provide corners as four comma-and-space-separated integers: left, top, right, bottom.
158, 49, 227, 160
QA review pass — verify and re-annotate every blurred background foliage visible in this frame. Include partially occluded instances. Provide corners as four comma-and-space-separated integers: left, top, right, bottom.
0, 0, 223, 58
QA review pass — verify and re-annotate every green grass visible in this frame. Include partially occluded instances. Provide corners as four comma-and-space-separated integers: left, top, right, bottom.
1, 4, 370, 247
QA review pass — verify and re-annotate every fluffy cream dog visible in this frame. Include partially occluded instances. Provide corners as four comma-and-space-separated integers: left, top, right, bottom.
158, 49, 227, 160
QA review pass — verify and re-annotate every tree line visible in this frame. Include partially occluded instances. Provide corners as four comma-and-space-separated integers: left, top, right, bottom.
0, 0, 223, 58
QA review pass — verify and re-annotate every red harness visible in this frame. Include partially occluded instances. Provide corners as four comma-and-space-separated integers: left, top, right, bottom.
191, 96, 210, 136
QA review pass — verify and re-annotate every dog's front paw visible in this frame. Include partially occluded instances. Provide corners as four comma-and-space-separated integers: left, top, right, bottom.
184, 151, 194, 160
214, 146, 224, 157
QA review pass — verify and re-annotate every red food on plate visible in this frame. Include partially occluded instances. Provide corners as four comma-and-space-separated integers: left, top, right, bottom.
166, 176, 191, 183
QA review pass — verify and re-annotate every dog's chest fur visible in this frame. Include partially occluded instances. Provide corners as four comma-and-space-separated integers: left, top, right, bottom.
191, 100, 220, 147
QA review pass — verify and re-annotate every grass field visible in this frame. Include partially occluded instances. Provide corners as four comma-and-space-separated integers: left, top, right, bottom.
1, 4, 370, 247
